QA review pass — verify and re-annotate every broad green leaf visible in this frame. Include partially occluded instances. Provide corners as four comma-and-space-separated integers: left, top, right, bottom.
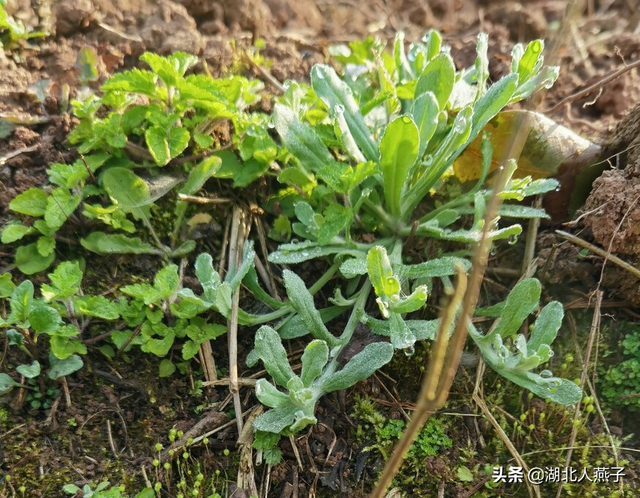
15, 243, 54, 274
339, 257, 367, 278
30, 304, 62, 334
102, 167, 151, 211
300, 340, 329, 387
9, 280, 34, 325
145, 126, 171, 166
283, 270, 337, 346
142, 330, 175, 357
253, 403, 300, 434
323, 342, 394, 392
379, 116, 419, 216
496, 367, 581, 405
0, 273, 15, 298
50, 335, 87, 359
528, 301, 563, 354
470, 74, 518, 140
278, 306, 346, 340
273, 104, 334, 172
225, 240, 256, 291
517, 40, 544, 82
0, 373, 23, 394
9, 188, 48, 217
16, 360, 41, 379
81, 232, 163, 255
415, 53, 455, 109
1, 223, 34, 243
179, 156, 222, 195
269, 241, 362, 265
254, 326, 296, 388
387, 313, 416, 349
311, 65, 378, 162
41, 261, 83, 300
492, 279, 541, 339
389, 286, 428, 314
48, 354, 84, 379
44, 188, 81, 230
411, 92, 439, 159
158, 359, 176, 377
255, 379, 290, 408
399, 257, 471, 279
170, 239, 196, 258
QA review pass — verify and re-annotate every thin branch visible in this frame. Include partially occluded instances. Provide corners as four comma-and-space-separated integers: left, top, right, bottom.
545, 58, 640, 114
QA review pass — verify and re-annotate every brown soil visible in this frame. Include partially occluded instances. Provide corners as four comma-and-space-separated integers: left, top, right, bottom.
3, 0, 640, 497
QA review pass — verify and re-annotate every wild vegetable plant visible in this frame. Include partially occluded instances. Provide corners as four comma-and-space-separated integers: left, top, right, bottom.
243, 31, 581, 450
0, 1, 46, 50
1, 51, 272, 273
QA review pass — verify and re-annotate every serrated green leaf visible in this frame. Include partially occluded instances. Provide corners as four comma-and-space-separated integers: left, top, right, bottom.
323, 342, 394, 392
101, 68, 157, 95
9, 188, 48, 217
41, 261, 82, 301
76, 295, 120, 320
121, 283, 160, 305
182, 340, 200, 360
283, 270, 337, 346
36, 235, 55, 257
1, 223, 34, 243
30, 304, 62, 334
254, 326, 296, 388
81, 232, 163, 255
379, 116, 419, 216
15, 243, 55, 274
300, 340, 329, 387
154, 264, 179, 299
